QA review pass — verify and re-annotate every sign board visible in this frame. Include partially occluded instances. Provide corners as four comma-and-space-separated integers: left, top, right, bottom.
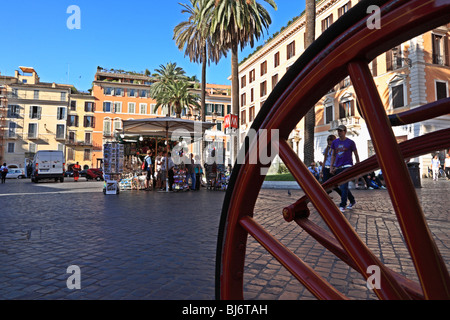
224, 114, 238, 129
105, 180, 118, 195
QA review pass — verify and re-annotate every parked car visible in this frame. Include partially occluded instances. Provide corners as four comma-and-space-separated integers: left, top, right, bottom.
64, 170, 74, 177
6, 168, 26, 179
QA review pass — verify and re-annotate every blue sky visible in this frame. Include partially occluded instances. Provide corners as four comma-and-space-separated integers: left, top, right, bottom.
0, 0, 306, 92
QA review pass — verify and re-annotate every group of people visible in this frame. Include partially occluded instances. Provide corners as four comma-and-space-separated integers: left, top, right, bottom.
142, 150, 202, 192
431, 153, 450, 181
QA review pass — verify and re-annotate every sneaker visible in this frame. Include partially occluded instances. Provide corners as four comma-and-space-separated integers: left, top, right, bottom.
339, 207, 346, 212
347, 202, 356, 209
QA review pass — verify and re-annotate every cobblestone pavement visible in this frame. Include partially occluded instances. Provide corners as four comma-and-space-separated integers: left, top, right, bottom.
0, 177, 448, 300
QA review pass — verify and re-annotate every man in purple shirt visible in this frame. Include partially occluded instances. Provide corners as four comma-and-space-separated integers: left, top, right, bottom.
330, 125, 360, 212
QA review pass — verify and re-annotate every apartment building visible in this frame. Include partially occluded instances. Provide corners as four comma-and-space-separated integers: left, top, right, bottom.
66, 92, 97, 169
238, 0, 450, 174
0, 67, 71, 168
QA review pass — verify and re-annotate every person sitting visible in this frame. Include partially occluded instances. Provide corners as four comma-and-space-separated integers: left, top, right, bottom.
308, 162, 320, 180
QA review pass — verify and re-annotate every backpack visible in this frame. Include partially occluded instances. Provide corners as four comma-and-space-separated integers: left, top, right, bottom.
2, 167, 8, 173
141, 157, 149, 171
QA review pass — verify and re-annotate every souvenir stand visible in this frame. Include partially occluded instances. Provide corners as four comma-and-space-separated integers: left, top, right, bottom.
172, 163, 190, 192
103, 142, 124, 195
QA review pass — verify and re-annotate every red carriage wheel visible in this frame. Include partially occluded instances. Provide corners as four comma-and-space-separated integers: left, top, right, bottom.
216, 0, 450, 300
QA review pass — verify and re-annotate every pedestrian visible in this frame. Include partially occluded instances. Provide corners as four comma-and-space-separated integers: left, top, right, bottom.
185, 153, 196, 191
1, 163, 8, 183
143, 150, 153, 190
321, 134, 342, 196
444, 153, 450, 180
73, 162, 81, 182
431, 154, 440, 181
308, 162, 319, 180
194, 155, 202, 190
330, 125, 360, 212
167, 152, 175, 192
155, 151, 163, 189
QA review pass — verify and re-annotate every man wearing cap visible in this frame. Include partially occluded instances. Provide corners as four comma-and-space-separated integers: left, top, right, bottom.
330, 125, 360, 212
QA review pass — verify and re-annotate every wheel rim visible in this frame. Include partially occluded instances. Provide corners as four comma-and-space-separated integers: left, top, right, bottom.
216, 0, 450, 300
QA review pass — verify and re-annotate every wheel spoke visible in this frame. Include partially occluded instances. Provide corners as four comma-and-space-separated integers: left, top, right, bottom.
276, 138, 410, 300
348, 60, 450, 299
239, 216, 347, 300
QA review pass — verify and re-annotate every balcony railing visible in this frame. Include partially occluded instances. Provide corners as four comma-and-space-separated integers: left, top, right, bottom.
66, 139, 93, 147
329, 116, 361, 132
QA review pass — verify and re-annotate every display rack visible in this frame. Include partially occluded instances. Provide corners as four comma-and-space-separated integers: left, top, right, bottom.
103, 142, 124, 195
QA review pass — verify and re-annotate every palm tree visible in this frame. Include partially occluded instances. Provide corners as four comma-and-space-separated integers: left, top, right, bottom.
150, 62, 189, 116
173, 0, 227, 123
153, 79, 200, 118
303, 0, 316, 165
203, 0, 277, 162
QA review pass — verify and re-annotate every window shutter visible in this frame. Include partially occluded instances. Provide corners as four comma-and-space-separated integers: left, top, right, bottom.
445, 35, 450, 66
386, 50, 393, 71
38, 107, 42, 120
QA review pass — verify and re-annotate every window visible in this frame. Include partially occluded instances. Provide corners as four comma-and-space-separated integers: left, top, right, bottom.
249, 106, 255, 122
274, 52, 280, 68
84, 149, 91, 161
249, 69, 256, 83
321, 14, 333, 32
114, 88, 123, 96
84, 102, 95, 112
68, 115, 79, 127
29, 142, 36, 154
241, 75, 246, 88
432, 34, 448, 65
67, 148, 75, 161
325, 104, 333, 124
128, 102, 136, 114
272, 74, 279, 90
260, 81, 267, 97
338, 2, 351, 17
260, 61, 267, 76
339, 100, 355, 119
7, 105, 20, 118
29, 106, 41, 119
139, 90, 148, 98
57, 107, 66, 120
391, 84, 405, 108
150, 104, 157, 115
28, 123, 38, 139
386, 46, 403, 71
56, 124, 65, 139
241, 110, 246, 125
436, 81, 448, 100
34, 90, 39, 100
113, 118, 122, 132
84, 116, 95, 128
7, 142, 15, 153
216, 121, 222, 131
250, 88, 254, 103
70, 100, 77, 111
113, 102, 122, 113
140, 103, 147, 114
104, 87, 113, 95
68, 131, 75, 143
103, 119, 112, 136
241, 93, 246, 107
128, 89, 136, 97
61, 92, 67, 101
103, 102, 112, 112
8, 122, 16, 138
287, 41, 296, 60
216, 104, 224, 116
85, 132, 92, 145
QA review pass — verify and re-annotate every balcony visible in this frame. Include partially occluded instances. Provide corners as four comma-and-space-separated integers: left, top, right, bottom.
66, 139, 93, 147
329, 116, 362, 134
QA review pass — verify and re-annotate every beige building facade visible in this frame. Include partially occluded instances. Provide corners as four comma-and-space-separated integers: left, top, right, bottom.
238, 0, 450, 175
0, 67, 71, 169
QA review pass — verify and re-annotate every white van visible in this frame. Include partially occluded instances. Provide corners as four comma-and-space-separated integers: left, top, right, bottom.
31, 150, 65, 183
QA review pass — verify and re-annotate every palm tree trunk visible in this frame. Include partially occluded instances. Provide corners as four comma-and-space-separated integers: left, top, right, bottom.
303, 0, 316, 165
201, 46, 207, 167
231, 42, 239, 165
